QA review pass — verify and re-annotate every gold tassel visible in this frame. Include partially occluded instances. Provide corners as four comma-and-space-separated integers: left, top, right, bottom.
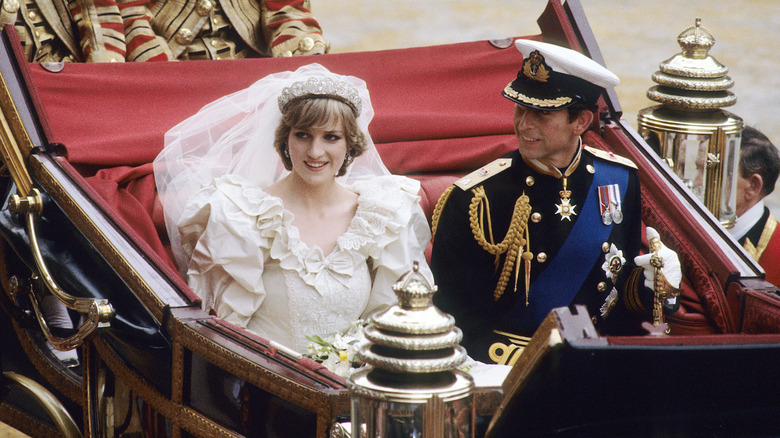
522, 227, 532, 305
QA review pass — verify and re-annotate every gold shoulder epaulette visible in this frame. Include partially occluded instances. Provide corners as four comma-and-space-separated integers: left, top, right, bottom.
584, 146, 637, 169
454, 158, 513, 191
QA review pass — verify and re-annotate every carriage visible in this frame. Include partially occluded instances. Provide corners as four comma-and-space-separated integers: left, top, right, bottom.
0, 0, 779, 436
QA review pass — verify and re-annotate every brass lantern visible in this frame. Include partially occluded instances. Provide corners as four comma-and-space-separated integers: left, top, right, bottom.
637, 18, 743, 228
347, 262, 474, 437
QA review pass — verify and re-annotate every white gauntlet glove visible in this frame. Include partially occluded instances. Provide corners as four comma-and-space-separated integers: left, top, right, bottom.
633, 227, 681, 293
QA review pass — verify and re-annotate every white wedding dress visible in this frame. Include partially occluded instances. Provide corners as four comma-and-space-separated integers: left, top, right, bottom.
178, 173, 433, 353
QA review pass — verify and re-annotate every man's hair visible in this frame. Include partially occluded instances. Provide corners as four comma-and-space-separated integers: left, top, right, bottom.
274, 97, 367, 177
565, 102, 595, 123
740, 125, 780, 197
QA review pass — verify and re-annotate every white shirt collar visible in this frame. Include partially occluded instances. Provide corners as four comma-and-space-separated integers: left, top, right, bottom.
730, 200, 765, 241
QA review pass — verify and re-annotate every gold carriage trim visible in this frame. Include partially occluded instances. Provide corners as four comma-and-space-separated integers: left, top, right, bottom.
503, 84, 572, 108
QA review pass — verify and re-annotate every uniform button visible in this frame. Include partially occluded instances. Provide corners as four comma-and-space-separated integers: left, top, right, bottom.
602, 242, 610, 253
298, 36, 315, 52
587, 164, 595, 174
195, 0, 213, 16
597, 281, 607, 292
175, 28, 194, 45
28, 10, 36, 19
3, 0, 19, 13
591, 316, 599, 325
536, 252, 547, 263
531, 212, 541, 223
210, 40, 219, 47
525, 176, 535, 187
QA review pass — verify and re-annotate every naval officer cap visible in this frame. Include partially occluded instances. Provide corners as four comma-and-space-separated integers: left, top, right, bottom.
502, 39, 620, 111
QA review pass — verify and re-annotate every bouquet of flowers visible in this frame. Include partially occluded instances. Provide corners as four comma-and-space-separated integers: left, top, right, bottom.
304, 319, 367, 377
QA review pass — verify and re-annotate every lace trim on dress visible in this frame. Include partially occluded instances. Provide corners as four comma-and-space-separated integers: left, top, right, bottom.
342, 175, 421, 256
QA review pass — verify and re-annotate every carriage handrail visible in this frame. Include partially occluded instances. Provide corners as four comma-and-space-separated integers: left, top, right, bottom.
7, 189, 115, 350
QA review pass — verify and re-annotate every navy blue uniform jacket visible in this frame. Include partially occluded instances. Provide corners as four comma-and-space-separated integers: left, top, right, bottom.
431, 147, 649, 363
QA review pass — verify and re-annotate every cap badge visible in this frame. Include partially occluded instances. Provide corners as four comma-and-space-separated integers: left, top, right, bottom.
522, 50, 551, 83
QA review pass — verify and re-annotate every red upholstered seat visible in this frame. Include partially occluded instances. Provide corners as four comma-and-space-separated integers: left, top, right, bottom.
22, 34, 758, 336
26, 39, 522, 268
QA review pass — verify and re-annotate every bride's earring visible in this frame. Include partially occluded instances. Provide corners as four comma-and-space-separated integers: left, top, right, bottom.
343, 150, 354, 167
282, 143, 290, 159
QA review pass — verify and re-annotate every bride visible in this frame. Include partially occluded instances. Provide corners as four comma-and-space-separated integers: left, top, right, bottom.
153, 63, 433, 353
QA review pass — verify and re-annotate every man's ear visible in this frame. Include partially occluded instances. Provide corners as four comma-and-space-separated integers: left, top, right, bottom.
572, 110, 594, 136
745, 173, 764, 201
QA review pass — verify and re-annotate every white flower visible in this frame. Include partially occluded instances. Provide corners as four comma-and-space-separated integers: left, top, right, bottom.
331, 333, 350, 350
304, 319, 368, 377
322, 352, 340, 369
332, 359, 353, 377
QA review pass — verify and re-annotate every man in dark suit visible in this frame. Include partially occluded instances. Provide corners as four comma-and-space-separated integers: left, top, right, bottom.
430, 39, 682, 364
729, 125, 780, 286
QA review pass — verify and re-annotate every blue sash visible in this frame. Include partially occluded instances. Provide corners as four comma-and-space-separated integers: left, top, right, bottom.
518, 159, 629, 325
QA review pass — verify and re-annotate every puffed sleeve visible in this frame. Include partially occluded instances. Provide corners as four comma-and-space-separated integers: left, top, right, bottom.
177, 175, 280, 328
352, 175, 434, 318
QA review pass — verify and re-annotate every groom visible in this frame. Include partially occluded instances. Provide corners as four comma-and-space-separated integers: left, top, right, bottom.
431, 39, 682, 364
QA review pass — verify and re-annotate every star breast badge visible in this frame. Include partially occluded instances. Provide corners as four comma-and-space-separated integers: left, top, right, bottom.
555, 197, 577, 221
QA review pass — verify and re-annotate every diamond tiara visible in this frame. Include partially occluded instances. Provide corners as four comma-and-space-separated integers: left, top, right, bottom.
278, 76, 362, 116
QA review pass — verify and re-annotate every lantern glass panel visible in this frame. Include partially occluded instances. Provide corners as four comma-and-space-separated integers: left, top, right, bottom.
719, 132, 740, 226
666, 132, 711, 203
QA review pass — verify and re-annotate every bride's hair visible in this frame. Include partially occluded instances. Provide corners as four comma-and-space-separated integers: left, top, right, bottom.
156, 64, 390, 271
274, 97, 368, 176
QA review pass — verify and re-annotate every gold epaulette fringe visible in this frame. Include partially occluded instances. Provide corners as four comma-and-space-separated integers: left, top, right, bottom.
431, 186, 454, 238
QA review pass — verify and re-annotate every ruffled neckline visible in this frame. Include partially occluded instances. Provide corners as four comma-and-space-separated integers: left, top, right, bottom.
213, 174, 419, 292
